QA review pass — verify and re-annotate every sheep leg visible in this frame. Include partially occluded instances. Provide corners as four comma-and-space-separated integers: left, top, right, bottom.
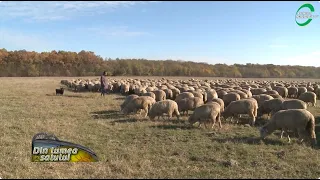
204, 121, 208, 129
217, 113, 222, 129
297, 129, 305, 144
168, 113, 172, 121
211, 118, 216, 129
143, 107, 148, 118
287, 134, 291, 143
280, 130, 284, 139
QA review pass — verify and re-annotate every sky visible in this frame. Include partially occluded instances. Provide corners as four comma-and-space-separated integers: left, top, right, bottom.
0, 1, 320, 66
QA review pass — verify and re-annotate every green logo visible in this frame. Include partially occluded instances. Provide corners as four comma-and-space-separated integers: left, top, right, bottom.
295, 3, 319, 26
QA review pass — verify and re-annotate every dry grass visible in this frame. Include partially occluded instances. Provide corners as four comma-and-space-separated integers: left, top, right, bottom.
0, 77, 320, 178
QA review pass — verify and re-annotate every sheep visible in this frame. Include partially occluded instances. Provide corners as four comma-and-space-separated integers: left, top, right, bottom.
229, 90, 248, 99
252, 94, 274, 107
188, 103, 222, 129
120, 83, 130, 95
152, 90, 167, 102
257, 98, 284, 118
175, 92, 194, 102
206, 89, 218, 102
222, 99, 258, 126
206, 98, 225, 112
142, 92, 156, 100
259, 109, 317, 146
264, 90, 279, 95
250, 88, 267, 95
171, 88, 181, 100
163, 89, 173, 100
121, 96, 156, 117
281, 99, 307, 112
288, 87, 298, 98
298, 91, 317, 107
274, 86, 288, 98
217, 90, 228, 99
176, 97, 204, 116
269, 94, 283, 99
120, 94, 140, 111
297, 87, 308, 97
192, 92, 204, 102
240, 89, 252, 98
148, 100, 180, 121
222, 92, 241, 107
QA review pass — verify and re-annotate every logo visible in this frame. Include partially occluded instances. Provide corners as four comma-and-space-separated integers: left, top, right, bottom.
295, 3, 319, 26
31, 132, 98, 162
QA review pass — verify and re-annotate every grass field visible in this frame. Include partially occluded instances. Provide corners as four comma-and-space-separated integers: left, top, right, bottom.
1, 77, 320, 178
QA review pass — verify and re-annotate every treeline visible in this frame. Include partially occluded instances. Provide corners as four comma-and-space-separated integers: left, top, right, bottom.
0, 48, 319, 78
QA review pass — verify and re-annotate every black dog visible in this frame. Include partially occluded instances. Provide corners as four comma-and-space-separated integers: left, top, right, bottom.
56, 88, 64, 95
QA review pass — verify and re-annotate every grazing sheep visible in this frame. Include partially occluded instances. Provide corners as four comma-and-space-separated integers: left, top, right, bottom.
240, 89, 252, 98
176, 97, 204, 115
250, 88, 267, 95
188, 103, 222, 129
120, 94, 140, 111
297, 87, 308, 97
56, 88, 64, 95
192, 92, 204, 102
281, 99, 307, 110
288, 87, 298, 98
259, 109, 317, 146
298, 92, 317, 107
258, 98, 284, 117
223, 92, 241, 107
163, 89, 173, 100
222, 99, 258, 126
171, 88, 181, 100
121, 96, 156, 117
264, 90, 279, 95
252, 94, 274, 107
229, 90, 248, 99
206, 89, 218, 102
217, 90, 228, 99
269, 94, 283, 99
175, 92, 194, 102
152, 90, 167, 102
120, 84, 130, 95
307, 86, 314, 92
148, 100, 180, 121
274, 86, 288, 98
142, 92, 156, 100
206, 98, 225, 112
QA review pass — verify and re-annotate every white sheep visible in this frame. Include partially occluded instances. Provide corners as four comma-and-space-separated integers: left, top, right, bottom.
188, 103, 222, 129
259, 109, 317, 146
148, 100, 180, 121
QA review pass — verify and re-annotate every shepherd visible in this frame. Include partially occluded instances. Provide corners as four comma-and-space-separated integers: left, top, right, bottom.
100, 71, 108, 96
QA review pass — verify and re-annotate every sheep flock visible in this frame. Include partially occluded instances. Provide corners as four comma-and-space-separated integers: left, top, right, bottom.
60, 77, 320, 147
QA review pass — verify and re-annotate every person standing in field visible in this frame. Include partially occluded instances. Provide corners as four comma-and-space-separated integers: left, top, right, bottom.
100, 71, 108, 96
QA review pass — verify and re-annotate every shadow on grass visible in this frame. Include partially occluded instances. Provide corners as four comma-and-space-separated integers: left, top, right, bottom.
150, 124, 194, 130
210, 136, 285, 146
112, 118, 138, 124
90, 110, 126, 120
45, 93, 92, 99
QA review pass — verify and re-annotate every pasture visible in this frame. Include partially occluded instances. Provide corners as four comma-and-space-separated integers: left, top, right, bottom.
0, 76, 320, 178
